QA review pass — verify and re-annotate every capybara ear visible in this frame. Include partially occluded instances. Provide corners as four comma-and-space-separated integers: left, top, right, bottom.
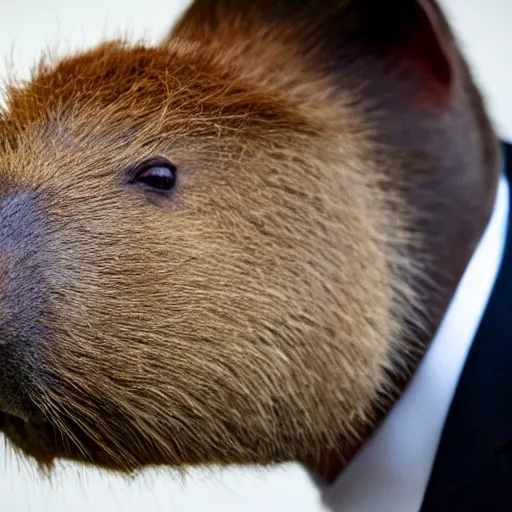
170, 0, 453, 104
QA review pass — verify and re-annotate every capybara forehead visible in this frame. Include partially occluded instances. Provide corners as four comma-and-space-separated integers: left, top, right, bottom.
2, 41, 313, 145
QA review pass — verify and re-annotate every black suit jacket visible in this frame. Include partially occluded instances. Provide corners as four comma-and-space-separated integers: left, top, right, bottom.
420, 142, 512, 511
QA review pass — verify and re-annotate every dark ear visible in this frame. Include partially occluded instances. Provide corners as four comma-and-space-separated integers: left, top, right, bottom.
171, 0, 454, 102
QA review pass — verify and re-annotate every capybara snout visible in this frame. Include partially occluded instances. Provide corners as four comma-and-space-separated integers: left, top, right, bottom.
0, 191, 52, 418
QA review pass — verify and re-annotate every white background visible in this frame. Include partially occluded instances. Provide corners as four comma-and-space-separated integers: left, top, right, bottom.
0, 1, 510, 511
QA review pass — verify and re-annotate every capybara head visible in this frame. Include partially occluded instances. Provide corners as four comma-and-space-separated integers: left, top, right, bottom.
0, 0, 500, 473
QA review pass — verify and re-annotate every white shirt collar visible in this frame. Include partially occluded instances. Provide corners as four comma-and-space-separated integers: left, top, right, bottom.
323, 174, 510, 512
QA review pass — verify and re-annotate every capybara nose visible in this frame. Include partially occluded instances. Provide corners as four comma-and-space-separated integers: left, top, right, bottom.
0, 191, 51, 422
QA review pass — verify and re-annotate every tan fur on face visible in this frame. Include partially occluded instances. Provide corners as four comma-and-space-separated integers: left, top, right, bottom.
0, 0, 497, 472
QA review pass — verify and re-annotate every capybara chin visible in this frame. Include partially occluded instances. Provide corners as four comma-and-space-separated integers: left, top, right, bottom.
0, 0, 500, 474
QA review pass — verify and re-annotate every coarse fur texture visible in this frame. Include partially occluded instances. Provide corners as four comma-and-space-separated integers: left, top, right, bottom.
0, 0, 501, 475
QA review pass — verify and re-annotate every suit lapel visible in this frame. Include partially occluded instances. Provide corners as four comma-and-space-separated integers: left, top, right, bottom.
420, 142, 512, 511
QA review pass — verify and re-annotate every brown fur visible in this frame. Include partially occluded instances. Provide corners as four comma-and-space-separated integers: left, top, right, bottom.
0, 0, 500, 475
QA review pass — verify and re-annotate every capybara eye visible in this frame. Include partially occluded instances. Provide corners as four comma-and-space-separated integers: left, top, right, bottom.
127, 157, 177, 194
